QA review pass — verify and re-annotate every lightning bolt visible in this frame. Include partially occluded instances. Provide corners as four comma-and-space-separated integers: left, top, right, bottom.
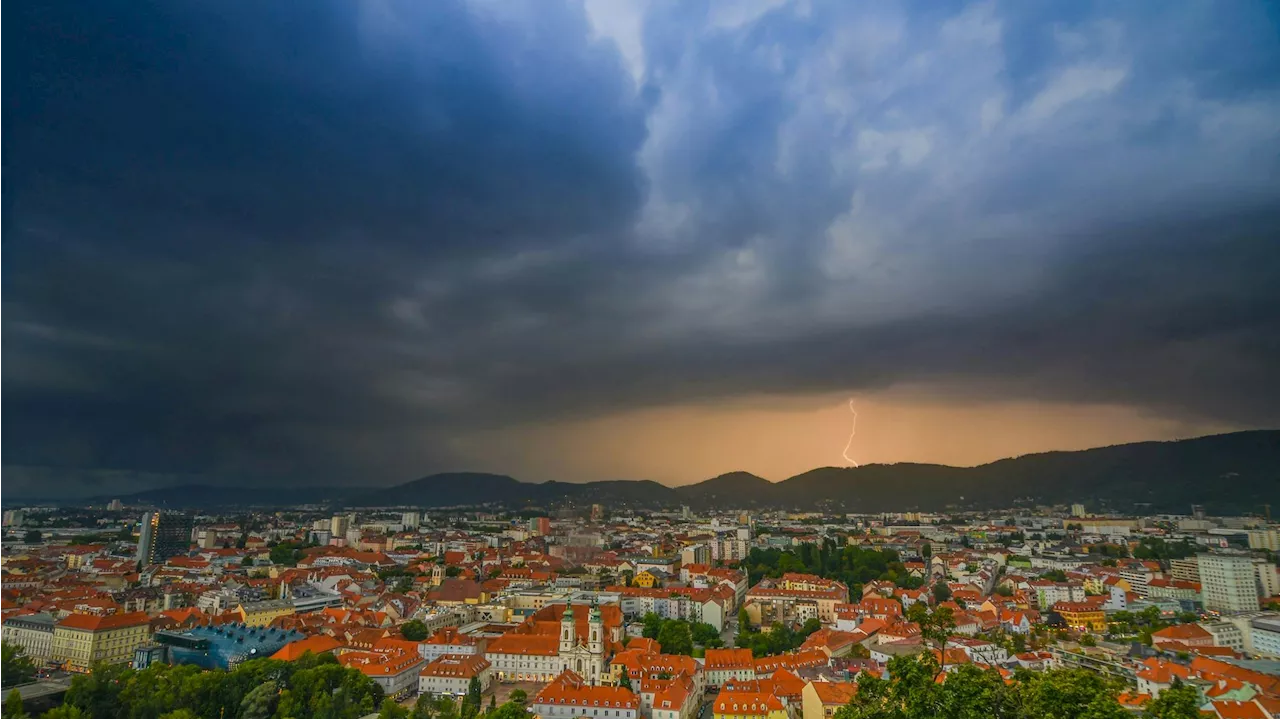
842, 398, 860, 467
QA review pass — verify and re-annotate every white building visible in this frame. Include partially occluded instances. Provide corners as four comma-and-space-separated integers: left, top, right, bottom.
1254, 558, 1280, 600
1, 612, 55, 662
418, 654, 493, 697
1198, 554, 1261, 613
532, 670, 638, 719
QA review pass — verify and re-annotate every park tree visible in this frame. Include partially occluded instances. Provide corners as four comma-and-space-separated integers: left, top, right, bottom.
1, 643, 36, 688
509, 689, 528, 706
2, 691, 27, 719
380, 698, 411, 719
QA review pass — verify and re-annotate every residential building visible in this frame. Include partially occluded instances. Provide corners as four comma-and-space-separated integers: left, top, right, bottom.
2, 613, 56, 663
1247, 530, 1280, 552
1198, 554, 1261, 613
703, 648, 755, 687
712, 689, 786, 719
532, 670, 639, 719
1254, 558, 1280, 600
402, 512, 421, 528
680, 544, 710, 567
53, 611, 152, 673
420, 627, 481, 663
801, 681, 858, 719
330, 515, 349, 537
1052, 602, 1106, 632
418, 654, 493, 696
236, 599, 296, 627
1170, 558, 1201, 584
137, 511, 194, 565
1200, 621, 1244, 651
1249, 615, 1280, 658
340, 648, 424, 698
1150, 623, 1214, 650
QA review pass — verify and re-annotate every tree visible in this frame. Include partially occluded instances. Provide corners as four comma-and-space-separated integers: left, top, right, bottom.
690, 623, 720, 646
239, 680, 277, 719
509, 689, 528, 707
931, 581, 952, 604
487, 702, 529, 719
2, 643, 36, 688
39, 707, 87, 719
921, 544, 932, 560
737, 608, 751, 630
1147, 679, 1201, 719
445, 566, 463, 578
241, 556, 254, 567
1080, 634, 1097, 647
1042, 569, 1068, 582
401, 620, 430, 642
657, 620, 694, 656
461, 677, 482, 719
394, 576, 415, 594
641, 613, 663, 640
380, 698, 411, 719
269, 542, 303, 567
618, 673, 633, 691
2, 690, 26, 719
158, 711, 198, 719
21, 531, 41, 544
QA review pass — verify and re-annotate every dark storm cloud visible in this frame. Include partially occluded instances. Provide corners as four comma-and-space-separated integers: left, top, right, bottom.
4, 0, 1280, 491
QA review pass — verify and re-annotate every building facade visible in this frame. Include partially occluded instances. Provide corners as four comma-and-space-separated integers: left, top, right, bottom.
1198, 554, 1261, 613
137, 511, 194, 565
2, 613, 56, 663
52, 612, 152, 673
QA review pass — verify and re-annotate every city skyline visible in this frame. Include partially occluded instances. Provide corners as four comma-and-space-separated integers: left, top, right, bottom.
5, 1, 1280, 492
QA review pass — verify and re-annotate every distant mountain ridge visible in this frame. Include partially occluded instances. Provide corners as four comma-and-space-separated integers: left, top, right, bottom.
72, 430, 1280, 513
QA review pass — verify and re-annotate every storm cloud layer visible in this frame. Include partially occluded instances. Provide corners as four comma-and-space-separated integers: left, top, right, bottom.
5, 0, 1280, 492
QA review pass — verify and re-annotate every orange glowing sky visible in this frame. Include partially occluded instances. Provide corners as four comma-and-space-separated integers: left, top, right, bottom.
453, 387, 1240, 486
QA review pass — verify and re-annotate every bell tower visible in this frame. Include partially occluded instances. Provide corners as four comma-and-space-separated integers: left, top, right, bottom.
588, 602, 604, 655
560, 604, 576, 654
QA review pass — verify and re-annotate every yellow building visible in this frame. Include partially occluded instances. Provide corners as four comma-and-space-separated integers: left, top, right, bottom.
236, 599, 296, 627
801, 681, 857, 719
52, 612, 152, 673
1053, 602, 1107, 632
633, 570, 661, 588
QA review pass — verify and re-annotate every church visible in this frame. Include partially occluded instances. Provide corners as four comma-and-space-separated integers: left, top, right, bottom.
485, 602, 625, 684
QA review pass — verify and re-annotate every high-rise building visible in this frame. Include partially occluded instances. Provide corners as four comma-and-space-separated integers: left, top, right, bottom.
330, 515, 349, 537
1254, 557, 1280, 601
590, 504, 604, 522
136, 511, 194, 566
402, 511, 421, 528
1247, 529, 1280, 552
108, 499, 123, 512
528, 517, 552, 536
1071, 504, 1087, 518
1198, 553, 1261, 613
1170, 558, 1201, 583
3, 509, 26, 527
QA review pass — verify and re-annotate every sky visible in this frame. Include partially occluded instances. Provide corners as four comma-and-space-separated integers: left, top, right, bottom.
4, 0, 1280, 496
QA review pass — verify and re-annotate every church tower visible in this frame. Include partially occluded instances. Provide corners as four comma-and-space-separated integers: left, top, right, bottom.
587, 603, 604, 656
560, 604, 576, 654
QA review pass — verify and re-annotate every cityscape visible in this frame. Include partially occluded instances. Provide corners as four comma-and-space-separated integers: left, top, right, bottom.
4, 490, 1280, 719
5, 1, 1280, 719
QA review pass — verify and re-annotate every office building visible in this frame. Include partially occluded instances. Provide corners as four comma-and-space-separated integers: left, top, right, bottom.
1198, 553, 1261, 613
137, 511, 195, 565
